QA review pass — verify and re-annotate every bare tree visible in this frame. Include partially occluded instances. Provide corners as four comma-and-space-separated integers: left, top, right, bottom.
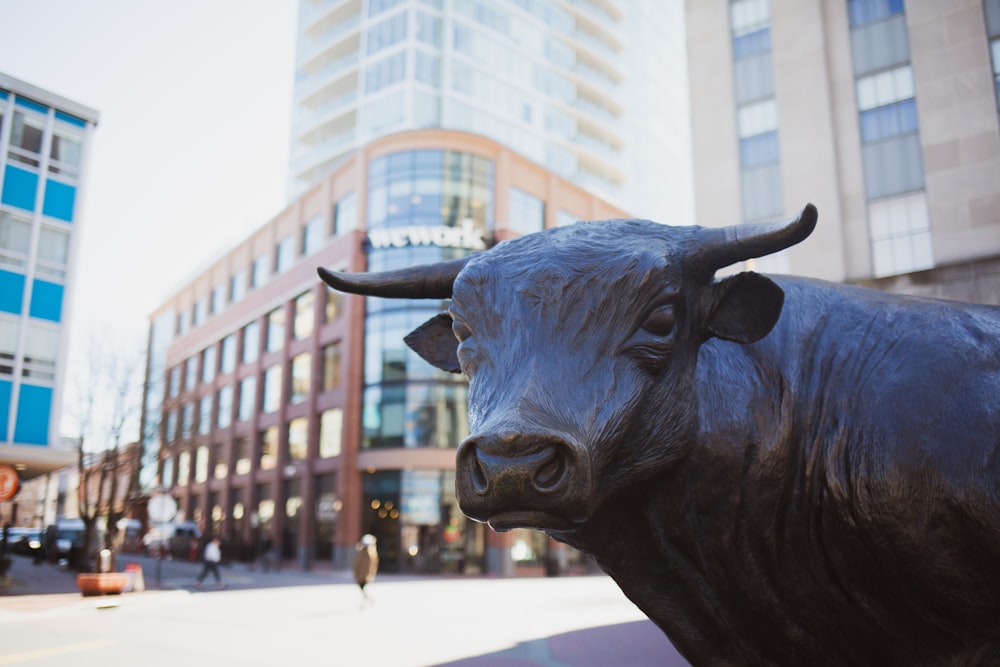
68, 333, 146, 570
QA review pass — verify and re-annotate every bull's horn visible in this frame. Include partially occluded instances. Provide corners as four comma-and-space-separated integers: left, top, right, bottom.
317, 256, 471, 298
698, 203, 817, 272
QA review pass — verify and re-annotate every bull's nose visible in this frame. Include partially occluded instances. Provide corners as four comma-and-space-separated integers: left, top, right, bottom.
457, 431, 576, 497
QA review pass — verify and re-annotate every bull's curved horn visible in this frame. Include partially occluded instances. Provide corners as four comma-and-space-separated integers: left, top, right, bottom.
317, 256, 471, 299
697, 203, 817, 272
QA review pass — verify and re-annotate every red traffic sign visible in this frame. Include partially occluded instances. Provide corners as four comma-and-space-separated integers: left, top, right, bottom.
0, 464, 19, 501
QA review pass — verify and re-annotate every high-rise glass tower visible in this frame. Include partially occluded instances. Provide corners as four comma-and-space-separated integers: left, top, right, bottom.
290, 0, 693, 224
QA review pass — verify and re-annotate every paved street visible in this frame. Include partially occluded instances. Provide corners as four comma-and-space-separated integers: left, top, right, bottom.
0, 554, 690, 666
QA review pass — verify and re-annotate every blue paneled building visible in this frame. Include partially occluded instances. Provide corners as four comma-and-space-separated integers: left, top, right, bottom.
0, 72, 98, 483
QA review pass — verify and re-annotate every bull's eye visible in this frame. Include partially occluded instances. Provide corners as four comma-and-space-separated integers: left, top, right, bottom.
641, 306, 675, 336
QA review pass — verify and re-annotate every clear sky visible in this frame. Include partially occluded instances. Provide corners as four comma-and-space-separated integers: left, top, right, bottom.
0, 1, 299, 435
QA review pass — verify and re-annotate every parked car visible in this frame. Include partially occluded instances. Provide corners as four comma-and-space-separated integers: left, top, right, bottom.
43, 519, 87, 565
143, 522, 202, 560
9, 528, 43, 556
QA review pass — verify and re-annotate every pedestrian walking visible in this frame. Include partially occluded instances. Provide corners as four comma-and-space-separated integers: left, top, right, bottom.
353, 534, 378, 608
196, 536, 225, 589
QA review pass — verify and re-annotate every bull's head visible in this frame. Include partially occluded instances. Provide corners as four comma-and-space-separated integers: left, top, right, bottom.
319, 205, 817, 534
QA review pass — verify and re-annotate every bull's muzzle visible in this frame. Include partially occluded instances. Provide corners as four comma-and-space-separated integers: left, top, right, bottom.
455, 430, 591, 531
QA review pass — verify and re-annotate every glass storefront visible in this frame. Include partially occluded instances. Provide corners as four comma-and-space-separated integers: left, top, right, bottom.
360, 149, 493, 573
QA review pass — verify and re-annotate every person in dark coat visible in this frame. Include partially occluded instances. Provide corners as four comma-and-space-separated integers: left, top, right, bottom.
352, 534, 378, 608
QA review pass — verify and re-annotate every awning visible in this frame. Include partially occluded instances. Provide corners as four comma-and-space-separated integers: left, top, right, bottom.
0, 444, 76, 482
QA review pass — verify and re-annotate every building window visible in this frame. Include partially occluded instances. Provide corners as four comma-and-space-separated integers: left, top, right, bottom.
556, 210, 577, 227
259, 426, 278, 470
275, 235, 294, 274
507, 188, 544, 235
35, 225, 70, 279
195, 445, 209, 483
177, 450, 191, 486
220, 333, 237, 375
238, 376, 256, 422
165, 409, 178, 442
201, 345, 216, 384
293, 290, 315, 339
333, 193, 358, 235
49, 122, 83, 178
266, 307, 285, 352
9, 109, 45, 167
243, 321, 260, 364
869, 191, 932, 277
234, 436, 251, 475
230, 270, 247, 303
288, 417, 308, 461
0, 209, 32, 269
367, 11, 408, 54
211, 284, 226, 314
168, 365, 181, 398
322, 343, 342, 392
212, 443, 227, 480
848, 0, 904, 28
302, 215, 324, 256
319, 408, 343, 458
291, 353, 312, 404
193, 298, 207, 327
184, 356, 198, 392
181, 403, 193, 438
251, 253, 269, 289
198, 395, 213, 435
263, 365, 283, 413
217, 385, 233, 429
324, 290, 341, 323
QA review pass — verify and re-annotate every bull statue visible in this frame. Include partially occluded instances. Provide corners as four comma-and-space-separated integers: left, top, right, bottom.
319, 204, 1000, 666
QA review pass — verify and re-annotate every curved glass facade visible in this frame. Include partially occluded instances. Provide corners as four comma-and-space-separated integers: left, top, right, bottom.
362, 149, 491, 450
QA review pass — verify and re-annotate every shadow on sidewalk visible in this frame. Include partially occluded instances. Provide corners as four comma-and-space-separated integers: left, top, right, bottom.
431, 619, 690, 667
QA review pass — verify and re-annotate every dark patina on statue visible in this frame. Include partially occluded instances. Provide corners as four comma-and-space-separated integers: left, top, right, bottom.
319, 204, 1000, 666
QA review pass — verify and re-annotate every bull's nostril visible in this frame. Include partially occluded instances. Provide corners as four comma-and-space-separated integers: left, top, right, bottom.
534, 451, 566, 491
471, 454, 489, 495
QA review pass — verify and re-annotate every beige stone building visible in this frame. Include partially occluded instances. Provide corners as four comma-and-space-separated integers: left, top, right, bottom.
686, 0, 1000, 303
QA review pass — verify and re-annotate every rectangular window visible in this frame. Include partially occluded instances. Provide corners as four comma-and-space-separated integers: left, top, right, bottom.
234, 436, 251, 475
199, 395, 213, 435
861, 133, 924, 199
49, 124, 82, 177
10, 109, 45, 167
0, 210, 32, 269
217, 385, 233, 429
259, 426, 278, 470
367, 11, 408, 54
324, 290, 341, 323
22, 322, 58, 380
275, 236, 294, 273
858, 98, 917, 143
201, 345, 216, 384
35, 225, 70, 277
508, 188, 544, 235
333, 193, 358, 235
238, 376, 256, 422
211, 285, 226, 314
293, 290, 314, 339
263, 365, 283, 413
181, 403, 193, 438
243, 321, 260, 363
848, 0, 904, 28
184, 356, 198, 392
322, 343, 342, 392
288, 417, 308, 461
266, 307, 285, 352
251, 253, 269, 288
319, 408, 343, 458
291, 353, 311, 404
737, 99, 778, 137
869, 191, 932, 277
732, 26, 770, 59
195, 445, 209, 483
739, 131, 780, 168
850, 14, 909, 77
229, 270, 247, 303
220, 333, 237, 374
212, 443, 227, 480
165, 410, 178, 442
302, 215, 324, 256
855, 65, 914, 112
740, 163, 784, 221
365, 51, 407, 93
178, 450, 191, 486
193, 298, 207, 326
733, 53, 775, 105
169, 366, 181, 398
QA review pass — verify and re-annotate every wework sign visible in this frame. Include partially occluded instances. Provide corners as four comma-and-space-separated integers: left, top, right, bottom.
366, 221, 487, 251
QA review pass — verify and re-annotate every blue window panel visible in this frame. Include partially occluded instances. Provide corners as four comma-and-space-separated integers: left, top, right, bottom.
859, 99, 917, 143
15, 97, 48, 115
29, 279, 64, 322
0, 90, 7, 100
55, 111, 86, 128
2, 165, 39, 212
733, 27, 771, 60
740, 131, 780, 168
849, 0, 904, 28
42, 179, 76, 221
0, 380, 10, 441
0, 270, 26, 314
14, 384, 52, 445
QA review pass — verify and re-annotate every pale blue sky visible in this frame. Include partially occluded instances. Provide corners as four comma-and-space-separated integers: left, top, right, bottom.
0, 1, 299, 433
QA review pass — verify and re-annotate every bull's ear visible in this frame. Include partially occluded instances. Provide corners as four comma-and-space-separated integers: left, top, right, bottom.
704, 272, 784, 344
404, 313, 462, 373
